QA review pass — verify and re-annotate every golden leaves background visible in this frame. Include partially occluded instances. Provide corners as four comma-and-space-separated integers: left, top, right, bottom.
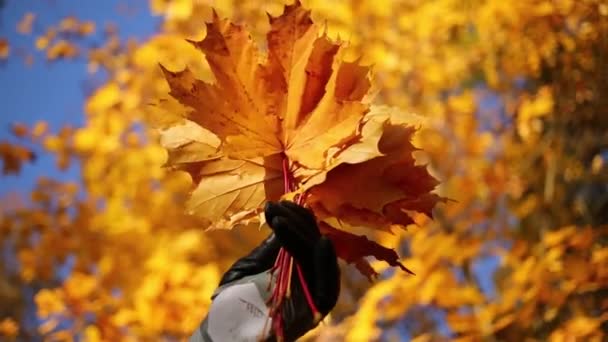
1, 0, 607, 341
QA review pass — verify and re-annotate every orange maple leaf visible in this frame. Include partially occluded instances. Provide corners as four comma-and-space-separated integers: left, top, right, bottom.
161, 3, 370, 169
307, 122, 442, 232
320, 222, 414, 280
157, 2, 442, 278
158, 2, 375, 230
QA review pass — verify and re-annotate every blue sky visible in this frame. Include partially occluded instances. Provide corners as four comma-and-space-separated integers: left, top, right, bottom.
0, 2, 158, 335
0, 0, 159, 195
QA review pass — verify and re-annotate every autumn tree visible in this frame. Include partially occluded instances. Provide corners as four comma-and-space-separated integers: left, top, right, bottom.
1, 1, 607, 341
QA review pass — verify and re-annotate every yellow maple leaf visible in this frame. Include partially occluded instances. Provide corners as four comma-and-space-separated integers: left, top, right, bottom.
186, 155, 284, 229
160, 119, 221, 164
158, 2, 378, 229
161, 2, 371, 169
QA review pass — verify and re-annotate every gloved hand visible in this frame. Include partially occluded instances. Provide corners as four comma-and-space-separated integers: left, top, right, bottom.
190, 201, 340, 342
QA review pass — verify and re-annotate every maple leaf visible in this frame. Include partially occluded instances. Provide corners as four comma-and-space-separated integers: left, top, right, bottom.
293, 105, 427, 189
160, 120, 284, 229
304, 106, 442, 232
320, 222, 413, 280
158, 2, 442, 277
161, 2, 371, 169
186, 156, 284, 230
160, 119, 221, 165
159, 2, 376, 230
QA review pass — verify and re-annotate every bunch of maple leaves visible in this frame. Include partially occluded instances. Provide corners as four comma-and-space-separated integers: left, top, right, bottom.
156, 1, 441, 336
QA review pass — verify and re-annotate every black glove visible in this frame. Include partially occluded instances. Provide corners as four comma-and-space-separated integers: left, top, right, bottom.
217, 200, 340, 341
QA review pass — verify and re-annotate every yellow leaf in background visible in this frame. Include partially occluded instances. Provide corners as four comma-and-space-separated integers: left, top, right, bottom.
446, 312, 477, 333
166, 0, 193, 20
31, 121, 48, 138
17, 13, 36, 34
46, 40, 78, 60
419, 272, 443, 303
63, 272, 97, 300
59, 17, 78, 32
517, 86, 554, 141
0, 142, 36, 175
564, 316, 602, 336
591, 153, 605, 174
78, 21, 96, 36
543, 226, 576, 247
494, 313, 516, 331
0, 38, 9, 59
73, 128, 99, 153
85, 83, 121, 114
84, 325, 101, 342
0, 318, 18, 338
149, 0, 167, 15
447, 90, 476, 114
111, 308, 136, 326
35, 36, 49, 50
133, 35, 211, 76
35, 289, 65, 318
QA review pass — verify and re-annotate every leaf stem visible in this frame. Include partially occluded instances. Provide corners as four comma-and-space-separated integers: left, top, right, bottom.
286, 256, 294, 298
296, 262, 321, 322
282, 155, 292, 193
268, 153, 319, 339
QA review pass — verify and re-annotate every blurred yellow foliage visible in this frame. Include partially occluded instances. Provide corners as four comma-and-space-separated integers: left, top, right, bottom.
517, 86, 554, 141
17, 13, 36, 35
0, 38, 9, 59
0, 318, 18, 338
0, 0, 606, 341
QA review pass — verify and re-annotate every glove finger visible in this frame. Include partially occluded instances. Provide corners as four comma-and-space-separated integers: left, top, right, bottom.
311, 236, 340, 314
270, 216, 314, 262
265, 201, 312, 230
265, 201, 320, 242
218, 233, 281, 286
279, 201, 320, 234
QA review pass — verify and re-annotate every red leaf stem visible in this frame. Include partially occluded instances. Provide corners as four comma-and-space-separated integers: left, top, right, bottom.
268, 153, 320, 339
